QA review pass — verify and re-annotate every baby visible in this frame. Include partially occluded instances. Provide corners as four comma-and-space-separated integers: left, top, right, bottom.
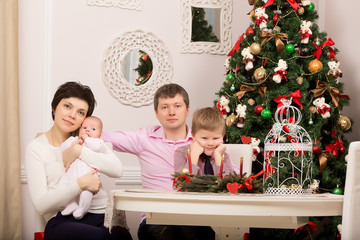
58, 116, 105, 220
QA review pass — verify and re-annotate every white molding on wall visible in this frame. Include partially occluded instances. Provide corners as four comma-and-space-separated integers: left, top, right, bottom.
42, 0, 54, 132
115, 168, 142, 185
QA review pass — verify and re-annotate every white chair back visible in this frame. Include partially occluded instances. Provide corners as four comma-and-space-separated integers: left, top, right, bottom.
342, 141, 360, 239
224, 144, 253, 177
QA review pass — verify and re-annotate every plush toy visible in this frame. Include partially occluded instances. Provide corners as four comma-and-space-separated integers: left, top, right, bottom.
216, 96, 230, 119
313, 97, 331, 119
299, 20, 312, 44
327, 60, 343, 83
310, 179, 320, 194
250, 137, 261, 161
241, 47, 254, 71
273, 59, 288, 83
224, 58, 231, 72
337, 224, 342, 239
301, 0, 311, 6
255, 7, 269, 30
235, 104, 247, 128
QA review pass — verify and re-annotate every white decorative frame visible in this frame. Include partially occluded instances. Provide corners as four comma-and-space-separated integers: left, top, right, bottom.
102, 30, 173, 107
181, 0, 232, 54
87, 0, 143, 10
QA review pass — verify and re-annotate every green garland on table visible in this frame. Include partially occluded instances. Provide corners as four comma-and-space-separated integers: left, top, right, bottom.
172, 171, 263, 194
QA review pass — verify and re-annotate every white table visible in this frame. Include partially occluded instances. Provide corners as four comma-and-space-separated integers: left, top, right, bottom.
109, 189, 343, 239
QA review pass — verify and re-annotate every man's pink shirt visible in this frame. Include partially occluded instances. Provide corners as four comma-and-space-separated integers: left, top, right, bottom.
101, 125, 192, 190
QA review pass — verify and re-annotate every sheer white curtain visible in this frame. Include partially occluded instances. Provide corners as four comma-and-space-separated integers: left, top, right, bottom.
0, 0, 22, 239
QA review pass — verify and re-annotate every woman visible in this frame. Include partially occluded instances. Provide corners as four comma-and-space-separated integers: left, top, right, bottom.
25, 82, 132, 240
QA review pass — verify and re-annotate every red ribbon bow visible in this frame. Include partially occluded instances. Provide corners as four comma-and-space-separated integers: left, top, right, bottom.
313, 38, 335, 60
173, 175, 193, 188
263, 0, 300, 11
228, 33, 245, 57
274, 90, 303, 110
294, 221, 318, 233
325, 138, 345, 157
317, 106, 331, 115
239, 169, 264, 190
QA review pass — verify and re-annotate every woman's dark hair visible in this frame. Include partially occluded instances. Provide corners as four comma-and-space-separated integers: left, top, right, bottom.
51, 81, 96, 120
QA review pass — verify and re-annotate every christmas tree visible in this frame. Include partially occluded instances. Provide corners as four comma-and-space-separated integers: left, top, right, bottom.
214, 0, 352, 239
134, 50, 152, 86
191, 7, 219, 42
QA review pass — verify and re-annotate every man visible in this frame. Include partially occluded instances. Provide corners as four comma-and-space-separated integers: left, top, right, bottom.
102, 83, 215, 240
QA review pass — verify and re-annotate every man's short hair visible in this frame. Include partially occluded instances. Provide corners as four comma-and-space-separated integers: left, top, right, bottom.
154, 83, 189, 111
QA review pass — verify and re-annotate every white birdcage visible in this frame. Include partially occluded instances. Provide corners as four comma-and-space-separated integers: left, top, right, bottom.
263, 98, 313, 195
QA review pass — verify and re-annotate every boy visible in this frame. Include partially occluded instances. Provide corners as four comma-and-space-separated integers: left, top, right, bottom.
174, 107, 234, 176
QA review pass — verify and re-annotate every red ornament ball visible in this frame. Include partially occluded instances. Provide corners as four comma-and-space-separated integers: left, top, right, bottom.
246, 27, 254, 35
312, 146, 321, 155
254, 105, 264, 115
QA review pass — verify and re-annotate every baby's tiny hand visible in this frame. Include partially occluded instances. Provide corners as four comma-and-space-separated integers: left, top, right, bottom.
80, 134, 89, 141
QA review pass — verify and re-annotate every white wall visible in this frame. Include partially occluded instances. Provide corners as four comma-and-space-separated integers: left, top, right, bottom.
19, 1, 359, 239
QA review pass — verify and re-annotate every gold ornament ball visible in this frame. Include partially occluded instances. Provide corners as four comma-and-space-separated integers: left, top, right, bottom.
309, 106, 317, 114
180, 168, 190, 175
250, 43, 262, 55
337, 115, 351, 131
273, 26, 281, 33
296, 76, 304, 85
253, 67, 267, 81
226, 113, 237, 127
298, 7, 305, 15
308, 59, 323, 73
248, 98, 255, 106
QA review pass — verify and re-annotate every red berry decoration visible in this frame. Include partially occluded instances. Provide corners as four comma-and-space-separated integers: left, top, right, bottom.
254, 105, 264, 115
273, 12, 279, 24
245, 27, 254, 35
312, 145, 321, 155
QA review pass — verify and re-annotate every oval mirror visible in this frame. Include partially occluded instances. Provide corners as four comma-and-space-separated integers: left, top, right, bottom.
102, 30, 172, 107
122, 49, 153, 86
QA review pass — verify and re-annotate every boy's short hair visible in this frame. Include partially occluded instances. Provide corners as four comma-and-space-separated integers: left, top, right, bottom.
154, 83, 189, 112
191, 107, 225, 135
